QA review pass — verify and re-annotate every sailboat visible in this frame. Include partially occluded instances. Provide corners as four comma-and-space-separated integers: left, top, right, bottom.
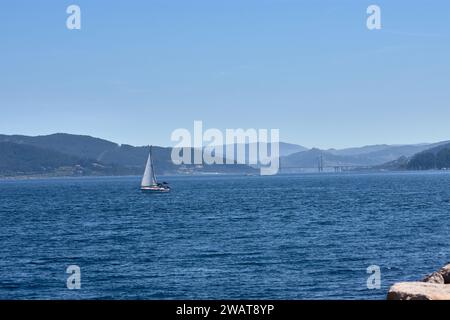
140, 146, 170, 193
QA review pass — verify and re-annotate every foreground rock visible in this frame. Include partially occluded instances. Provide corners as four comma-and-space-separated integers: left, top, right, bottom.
438, 264, 450, 283
422, 272, 444, 284
387, 282, 450, 300
387, 264, 450, 300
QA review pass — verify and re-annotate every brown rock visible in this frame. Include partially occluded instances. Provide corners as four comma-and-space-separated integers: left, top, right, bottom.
422, 272, 445, 284
387, 282, 450, 300
438, 264, 450, 284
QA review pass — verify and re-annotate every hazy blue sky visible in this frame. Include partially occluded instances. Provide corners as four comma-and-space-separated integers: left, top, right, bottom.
1, 0, 449, 148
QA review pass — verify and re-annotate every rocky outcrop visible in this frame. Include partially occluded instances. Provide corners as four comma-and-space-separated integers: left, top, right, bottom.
387, 282, 450, 300
438, 264, 450, 283
387, 264, 450, 300
421, 272, 444, 284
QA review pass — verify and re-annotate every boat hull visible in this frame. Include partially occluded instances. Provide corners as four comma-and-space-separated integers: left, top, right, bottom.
140, 186, 170, 193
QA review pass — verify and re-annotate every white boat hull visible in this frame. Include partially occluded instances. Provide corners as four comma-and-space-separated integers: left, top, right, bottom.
140, 186, 170, 193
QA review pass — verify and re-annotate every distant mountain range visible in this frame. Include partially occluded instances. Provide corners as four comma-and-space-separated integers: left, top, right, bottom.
0, 133, 449, 177
280, 142, 450, 171
0, 134, 257, 177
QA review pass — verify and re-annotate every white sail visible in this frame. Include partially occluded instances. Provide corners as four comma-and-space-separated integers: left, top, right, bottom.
141, 148, 157, 187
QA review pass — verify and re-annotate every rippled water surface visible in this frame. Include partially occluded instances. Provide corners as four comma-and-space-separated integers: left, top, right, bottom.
1, 172, 450, 299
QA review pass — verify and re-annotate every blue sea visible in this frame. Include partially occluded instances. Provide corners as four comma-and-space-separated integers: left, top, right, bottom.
1, 172, 450, 300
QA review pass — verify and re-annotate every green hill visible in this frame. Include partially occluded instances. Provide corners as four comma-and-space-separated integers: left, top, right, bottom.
0, 133, 120, 161
0, 134, 257, 177
407, 142, 450, 170
0, 141, 131, 177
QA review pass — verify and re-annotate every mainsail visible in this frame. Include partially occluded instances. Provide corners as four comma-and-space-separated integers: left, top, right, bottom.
141, 147, 157, 187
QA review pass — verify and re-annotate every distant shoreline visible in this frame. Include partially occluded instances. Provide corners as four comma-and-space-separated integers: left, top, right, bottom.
1, 169, 450, 182
0, 172, 249, 181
